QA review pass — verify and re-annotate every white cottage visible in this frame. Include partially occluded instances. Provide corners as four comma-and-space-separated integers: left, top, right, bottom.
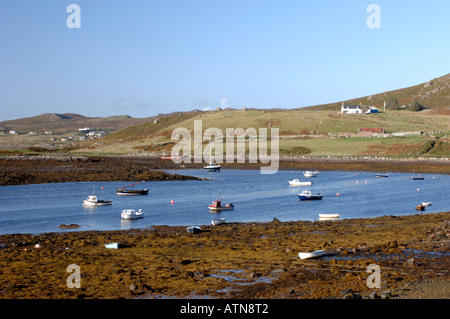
341, 103, 362, 114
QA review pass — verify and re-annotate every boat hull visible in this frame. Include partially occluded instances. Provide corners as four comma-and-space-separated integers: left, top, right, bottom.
121, 209, 144, 220
211, 218, 226, 225
298, 250, 327, 260
83, 200, 112, 207
209, 206, 234, 211
298, 194, 322, 201
319, 214, 340, 220
187, 226, 201, 234
289, 180, 312, 187
411, 177, 424, 180
117, 189, 149, 196
204, 167, 221, 172
375, 174, 389, 178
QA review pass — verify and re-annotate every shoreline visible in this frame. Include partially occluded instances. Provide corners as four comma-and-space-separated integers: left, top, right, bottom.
0, 154, 449, 186
0, 211, 448, 299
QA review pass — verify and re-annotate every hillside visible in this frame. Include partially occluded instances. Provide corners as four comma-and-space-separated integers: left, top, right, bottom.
0, 113, 150, 134
305, 73, 450, 111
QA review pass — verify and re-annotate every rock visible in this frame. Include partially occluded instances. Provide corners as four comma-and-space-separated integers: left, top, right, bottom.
380, 290, 392, 299
367, 291, 380, 299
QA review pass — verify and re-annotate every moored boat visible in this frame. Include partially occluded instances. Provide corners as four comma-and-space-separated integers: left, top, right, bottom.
303, 170, 319, 177
203, 162, 221, 172
416, 205, 425, 211
421, 202, 432, 207
289, 179, 312, 187
208, 200, 234, 211
83, 195, 112, 207
411, 176, 424, 180
121, 209, 144, 220
298, 190, 323, 201
375, 173, 389, 178
298, 250, 327, 260
117, 181, 149, 196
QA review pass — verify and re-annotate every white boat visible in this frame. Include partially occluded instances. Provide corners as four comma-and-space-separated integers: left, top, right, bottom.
83, 195, 112, 207
203, 162, 221, 172
298, 249, 327, 260
121, 209, 144, 220
319, 214, 340, 221
208, 200, 234, 211
289, 179, 312, 187
303, 170, 319, 177
421, 202, 432, 207
211, 217, 226, 225
104, 243, 119, 249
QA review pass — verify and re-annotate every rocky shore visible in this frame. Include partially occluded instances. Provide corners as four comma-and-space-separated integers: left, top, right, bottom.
0, 212, 448, 299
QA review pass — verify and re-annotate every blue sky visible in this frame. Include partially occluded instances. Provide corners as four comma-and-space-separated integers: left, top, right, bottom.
1, 1, 450, 120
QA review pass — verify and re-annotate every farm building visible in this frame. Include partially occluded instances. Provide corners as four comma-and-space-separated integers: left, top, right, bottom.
341, 103, 362, 114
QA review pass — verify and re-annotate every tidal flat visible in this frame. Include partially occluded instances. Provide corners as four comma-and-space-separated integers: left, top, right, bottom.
0, 212, 448, 299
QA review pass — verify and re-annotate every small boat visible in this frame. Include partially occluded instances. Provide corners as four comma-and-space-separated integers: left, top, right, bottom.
298, 250, 327, 260
203, 162, 221, 172
416, 205, 425, 211
187, 226, 201, 234
117, 181, 149, 196
289, 179, 312, 187
411, 176, 424, 180
421, 202, 432, 207
121, 209, 144, 220
375, 173, 389, 178
105, 243, 119, 249
298, 190, 323, 201
303, 170, 319, 177
319, 213, 340, 221
211, 217, 226, 225
83, 195, 112, 207
208, 200, 234, 211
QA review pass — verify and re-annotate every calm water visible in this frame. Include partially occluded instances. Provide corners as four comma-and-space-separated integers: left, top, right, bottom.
0, 169, 449, 235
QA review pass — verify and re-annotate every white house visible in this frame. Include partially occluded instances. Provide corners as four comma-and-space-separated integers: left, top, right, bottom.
341, 103, 362, 114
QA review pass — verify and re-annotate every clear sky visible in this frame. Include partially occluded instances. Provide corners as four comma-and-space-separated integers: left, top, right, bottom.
1, 0, 450, 120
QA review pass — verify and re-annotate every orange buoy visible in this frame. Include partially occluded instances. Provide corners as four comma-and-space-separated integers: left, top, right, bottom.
336, 193, 340, 197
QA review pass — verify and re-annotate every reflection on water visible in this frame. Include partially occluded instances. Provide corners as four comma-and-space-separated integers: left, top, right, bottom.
0, 169, 448, 235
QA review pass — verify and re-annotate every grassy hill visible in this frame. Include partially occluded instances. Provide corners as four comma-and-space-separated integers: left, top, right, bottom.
305, 73, 450, 111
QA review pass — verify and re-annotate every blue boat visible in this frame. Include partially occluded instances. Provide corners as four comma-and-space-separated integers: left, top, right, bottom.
298, 190, 323, 201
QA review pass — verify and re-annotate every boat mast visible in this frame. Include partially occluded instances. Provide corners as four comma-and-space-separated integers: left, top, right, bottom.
121, 180, 145, 190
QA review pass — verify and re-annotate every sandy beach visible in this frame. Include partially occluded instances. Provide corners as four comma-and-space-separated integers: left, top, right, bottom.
0, 155, 448, 299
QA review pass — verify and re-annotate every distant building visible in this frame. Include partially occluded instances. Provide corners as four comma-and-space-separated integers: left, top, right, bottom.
341, 103, 362, 114
365, 106, 379, 114
358, 128, 385, 134
9, 130, 17, 135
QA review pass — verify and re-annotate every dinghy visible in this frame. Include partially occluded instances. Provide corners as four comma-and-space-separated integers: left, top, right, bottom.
289, 179, 312, 187
105, 243, 119, 249
319, 214, 340, 221
187, 226, 201, 234
121, 209, 144, 220
211, 218, 226, 226
303, 170, 319, 177
298, 250, 327, 260
421, 202, 432, 207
